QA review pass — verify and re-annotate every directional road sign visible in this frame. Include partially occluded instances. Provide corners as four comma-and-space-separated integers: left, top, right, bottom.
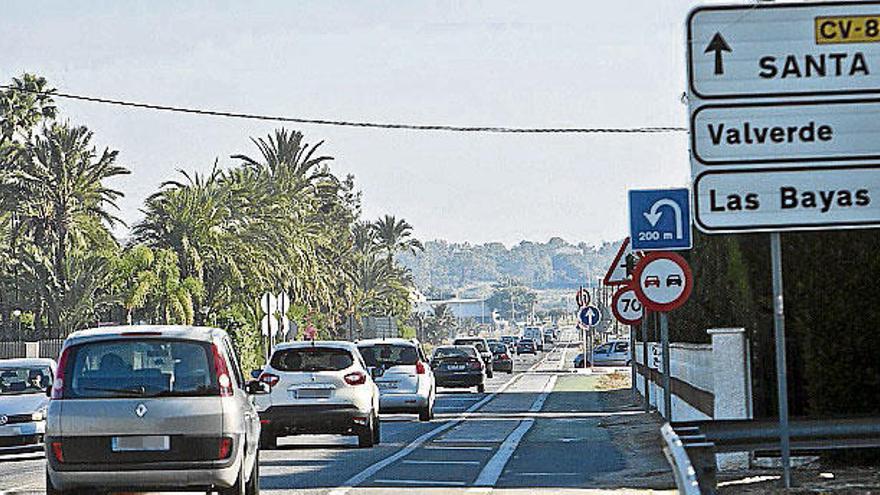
612, 285, 643, 326
688, 2, 880, 99
578, 305, 602, 328
633, 252, 694, 312
629, 189, 692, 251
688, 2, 880, 233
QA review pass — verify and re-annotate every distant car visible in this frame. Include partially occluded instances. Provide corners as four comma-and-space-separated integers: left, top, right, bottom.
46, 326, 266, 495
430, 346, 486, 393
0, 358, 55, 453
543, 330, 556, 346
593, 340, 632, 367
517, 338, 537, 355
357, 339, 435, 421
489, 343, 514, 374
645, 275, 661, 288
452, 338, 494, 378
500, 336, 519, 354
523, 326, 545, 351
256, 341, 381, 449
666, 274, 683, 287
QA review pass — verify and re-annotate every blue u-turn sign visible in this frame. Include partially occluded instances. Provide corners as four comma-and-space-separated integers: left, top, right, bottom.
629, 188, 693, 251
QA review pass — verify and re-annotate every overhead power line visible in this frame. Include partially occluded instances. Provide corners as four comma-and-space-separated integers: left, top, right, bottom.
1, 85, 687, 135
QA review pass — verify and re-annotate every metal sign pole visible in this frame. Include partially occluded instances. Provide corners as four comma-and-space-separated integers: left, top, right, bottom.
630, 324, 637, 393
770, 232, 792, 488
660, 312, 672, 421
641, 319, 650, 412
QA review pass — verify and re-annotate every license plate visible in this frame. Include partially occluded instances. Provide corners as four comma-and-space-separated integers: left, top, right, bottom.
111, 435, 170, 452
292, 388, 332, 399
447, 364, 466, 371
377, 381, 398, 389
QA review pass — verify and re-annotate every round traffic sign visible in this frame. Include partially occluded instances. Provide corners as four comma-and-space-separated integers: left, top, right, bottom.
576, 287, 591, 307
612, 285, 644, 325
632, 252, 693, 312
578, 305, 602, 327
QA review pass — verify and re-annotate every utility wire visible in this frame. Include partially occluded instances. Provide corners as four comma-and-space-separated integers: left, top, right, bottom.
1, 85, 687, 134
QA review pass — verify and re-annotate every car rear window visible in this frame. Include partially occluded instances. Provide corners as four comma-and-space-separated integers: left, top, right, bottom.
433, 346, 477, 359
0, 365, 52, 395
490, 344, 508, 354
271, 347, 354, 372
65, 339, 217, 399
358, 344, 419, 368
615, 342, 630, 353
453, 339, 486, 351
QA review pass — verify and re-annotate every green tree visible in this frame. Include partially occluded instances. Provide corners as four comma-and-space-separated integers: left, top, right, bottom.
373, 215, 424, 266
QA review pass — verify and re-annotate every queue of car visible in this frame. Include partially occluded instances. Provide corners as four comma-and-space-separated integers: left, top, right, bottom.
0, 324, 551, 494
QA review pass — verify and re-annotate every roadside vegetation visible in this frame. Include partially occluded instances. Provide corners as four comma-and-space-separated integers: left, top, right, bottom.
0, 73, 458, 369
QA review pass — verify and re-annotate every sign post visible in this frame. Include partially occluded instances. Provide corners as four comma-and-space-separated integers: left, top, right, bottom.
685, 2, 880, 485
633, 252, 694, 422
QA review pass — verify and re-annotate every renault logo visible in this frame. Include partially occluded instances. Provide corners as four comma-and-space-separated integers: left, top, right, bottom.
135, 404, 148, 418
0, 415, 7, 426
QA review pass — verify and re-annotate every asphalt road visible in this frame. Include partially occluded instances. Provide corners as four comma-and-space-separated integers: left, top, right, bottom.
0, 329, 674, 495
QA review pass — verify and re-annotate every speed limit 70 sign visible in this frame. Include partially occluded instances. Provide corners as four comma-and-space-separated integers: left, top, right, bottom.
612, 285, 643, 325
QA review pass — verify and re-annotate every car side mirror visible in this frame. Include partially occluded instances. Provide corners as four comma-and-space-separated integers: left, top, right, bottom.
246, 380, 270, 395
250, 369, 262, 380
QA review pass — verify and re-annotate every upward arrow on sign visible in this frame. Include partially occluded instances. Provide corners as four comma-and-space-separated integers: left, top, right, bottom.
704, 32, 731, 75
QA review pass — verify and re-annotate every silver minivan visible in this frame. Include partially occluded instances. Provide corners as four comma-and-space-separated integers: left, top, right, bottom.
357, 338, 435, 421
45, 326, 267, 494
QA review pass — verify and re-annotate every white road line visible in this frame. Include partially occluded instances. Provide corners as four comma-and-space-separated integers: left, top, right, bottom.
424, 445, 494, 451
433, 438, 506, 444
372, 479, 467, 486
472, 374, 558, 488
401, 460, 481, 465
514, 472, 581, 476
326, 353, 550, 495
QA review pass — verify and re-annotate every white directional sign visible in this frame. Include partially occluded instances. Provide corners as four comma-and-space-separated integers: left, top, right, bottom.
688, 2, 880, 233
689, 3, 880, 99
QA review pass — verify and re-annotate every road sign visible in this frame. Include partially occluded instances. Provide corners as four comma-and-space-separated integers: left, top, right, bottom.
260, 314, 278, 336
576, 287, 591, 307
276, 292, 290, 316
604, 237, 636, 286
633, 252, 694, 312
689, 2, 880, 233
612, 285, 644, 325
578, 305, 602, 328
688, 3, 880, 99
694, 165, 880, 232
260, 292, 277, 315
692, 99, 880, 166
629, 189, 692, 251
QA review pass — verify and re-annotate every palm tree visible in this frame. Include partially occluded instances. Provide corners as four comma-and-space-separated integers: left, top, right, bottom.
372, 215, 424, 266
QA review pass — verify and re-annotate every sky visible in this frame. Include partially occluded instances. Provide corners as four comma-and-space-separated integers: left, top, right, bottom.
0, 0, 729, 246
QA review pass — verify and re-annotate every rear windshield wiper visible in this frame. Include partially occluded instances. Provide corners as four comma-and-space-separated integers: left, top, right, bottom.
81, 386, 148, 396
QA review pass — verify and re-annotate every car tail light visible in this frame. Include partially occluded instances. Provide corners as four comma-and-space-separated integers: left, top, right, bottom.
501, 354, 510, 360
217, 437, 233, 460
468, 359, 483, 370
259, 372, 280, 387
344, 371, 367, 386
51, 441, 64, 462
51, 347, 72, 400
211, 344, 234, 397
415, 361, 426, 375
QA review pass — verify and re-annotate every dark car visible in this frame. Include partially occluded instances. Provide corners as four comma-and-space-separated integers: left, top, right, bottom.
490, 343, 514, 374
430, 345, 486, 393
500, 335, 519, 354
452, 338, 494, 378
517, 338, 537, 355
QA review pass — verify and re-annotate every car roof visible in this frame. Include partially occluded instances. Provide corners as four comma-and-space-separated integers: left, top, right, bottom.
356, 338, 419, 346
272, 340, 359, 353
0, 357, 56, 368
65, 325, 226, 345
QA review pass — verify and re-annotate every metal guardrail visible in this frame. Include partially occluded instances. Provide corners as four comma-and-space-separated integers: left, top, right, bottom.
663, 417, 880, 494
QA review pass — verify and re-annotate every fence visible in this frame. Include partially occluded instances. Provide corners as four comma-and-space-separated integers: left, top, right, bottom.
635, 327, 753, 470
0, 339, 64, 360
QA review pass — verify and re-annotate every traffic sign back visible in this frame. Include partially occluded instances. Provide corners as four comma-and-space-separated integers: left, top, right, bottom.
629, 189, 692, 251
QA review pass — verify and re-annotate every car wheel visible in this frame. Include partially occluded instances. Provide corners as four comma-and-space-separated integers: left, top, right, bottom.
245, 450, 260, 495
419, 403, 432, 422
477, 383, 485, 393
358, 413, 376, 448
487, 370, 494, 379
219, 456, 247, 495
372, 412, 381, 445
507, 369, 513, 374
46, 469, 61, 495
259, 430, 276, 450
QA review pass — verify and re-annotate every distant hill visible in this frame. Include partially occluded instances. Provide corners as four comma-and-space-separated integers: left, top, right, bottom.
398, 237, 624, 293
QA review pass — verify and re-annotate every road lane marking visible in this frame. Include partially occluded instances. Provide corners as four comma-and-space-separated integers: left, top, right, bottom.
424, 446, 494, 451
326, 352, 551, 495
472, 374, 558, 488
401, 460, 481, 465
372, 479, 467, 486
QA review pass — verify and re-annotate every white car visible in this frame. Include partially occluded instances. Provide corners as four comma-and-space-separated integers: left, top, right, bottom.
357, 338, 435, 421
592, 340, 632, 366
0, 358, 55, 453
255, 341, 380, 449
